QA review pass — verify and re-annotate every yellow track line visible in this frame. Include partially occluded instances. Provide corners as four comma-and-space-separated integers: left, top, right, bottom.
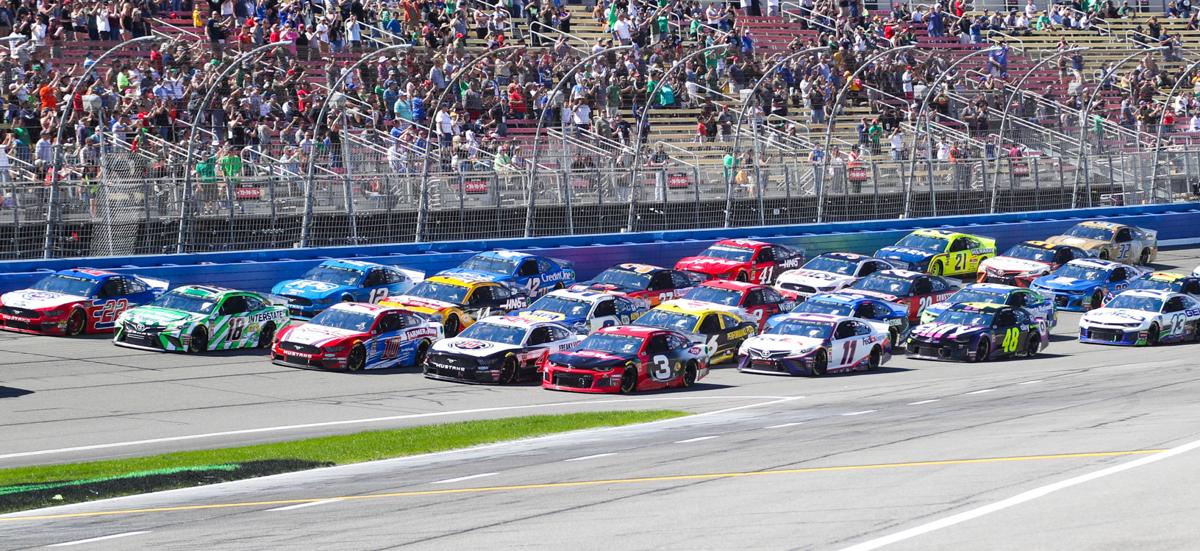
2, 449, 1165, 522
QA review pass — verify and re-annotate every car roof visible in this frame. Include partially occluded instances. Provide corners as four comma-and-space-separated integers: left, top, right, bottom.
60, 268, 116, 280
1067, 258, 1122, 270
477, 315, 541, 328
1077, 220, 1125, 229
1018, 240, 1059, 250
962, 283, 1021, 293
810, 292, 871, 304
427, 274, 488, 287
174, 285, 235, 297
714, 238, 769, 249
1143, 271, 1188, 282
1117, 289, 1177, 299
949, 302, 1008, 313
875, 269, 924, 279
775, 312, 844, 324
543, 288, 610, 302
599, 325, 660, 337
326, 302, 397, 315
656, 299, 744, 316
320, 259, 384, 271
479, 250, 534, 260
699, 280, 760, 292
910, 229, 957, 238
818, 252, 869, 261
613, 263, 665, 273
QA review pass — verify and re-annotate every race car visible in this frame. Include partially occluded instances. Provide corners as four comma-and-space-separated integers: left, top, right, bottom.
781, 291, 911, 344
1104, 271, 1200, 304
631, 299, 758, 364
976, 240, 1093, 287
379, 275, 529, 337
541, 325, 707, 393
271, 302, 441, 371
437, 250, 576, 298
271, 259, 423, 319
424, 315, 582, 384
570, 263, 703, 307
514, 289, 647, 334
0, 269, 167, 336
1029, 258, 1143, 312
919, 283, 1056, 327
1045, 221, 1157, 264
113, 285, 289, 353
683, 280, 795, 330
1079, 290, 1200, 346
673, 239, 804, 284
846, 269, 960, 323
737, 313, 892, 376
874, 229, 996, 276
773, 253, 898, 299
906, 303, 1049, 362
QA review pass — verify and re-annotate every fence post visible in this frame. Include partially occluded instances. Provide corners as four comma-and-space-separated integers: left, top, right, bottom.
928, 159, 937, 218
871, 161, 881, 218
414, 173, 429, 242
1032, 159, 1041, 210
692, 165, 701, 228
560, 172, 574, 235
300, 167, 315, 247
340, 128, 359, 245
524, 167, 537, 238
1082, 154, 1092, 207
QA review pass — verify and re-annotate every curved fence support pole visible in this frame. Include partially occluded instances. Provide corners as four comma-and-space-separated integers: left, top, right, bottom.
1148, 58, 1200, 204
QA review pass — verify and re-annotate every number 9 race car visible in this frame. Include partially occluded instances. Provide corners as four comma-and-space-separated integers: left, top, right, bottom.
541, 325, 708, 393
272, 302, 442, 371
0, 269, 167, 336
114, 285, 289, 353
271, 259, 423, 319
380, 275, 529, 337
906, 303, 1048, 362
737, 313, 892, 376
673, 239, 804, 284
1079, 290, 1200, 346
424, 316, 582, 384
874, 229, 996, 276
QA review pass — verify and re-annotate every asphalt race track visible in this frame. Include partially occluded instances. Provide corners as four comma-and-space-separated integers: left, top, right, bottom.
2, 248, 1200, 549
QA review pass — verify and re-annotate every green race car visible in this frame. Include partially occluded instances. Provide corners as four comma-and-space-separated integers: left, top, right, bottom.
113, 285, 289, 353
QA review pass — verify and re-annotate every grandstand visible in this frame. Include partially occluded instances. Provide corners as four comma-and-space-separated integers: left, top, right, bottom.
0, 0, 1196, 259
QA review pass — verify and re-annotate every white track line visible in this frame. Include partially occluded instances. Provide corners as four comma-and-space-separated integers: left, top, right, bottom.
47, 531, 150, 547
765, 422, 804, 429
842, 410, 877, 416
1018, 380, 1044, 385
431, 473, 498, 485
838, 437, 1200, 551
674, 436, 719, 444
564, 453, 616, 462
266, 499, 343, 512
965, 389, 997, 395
907, 399, 940, 405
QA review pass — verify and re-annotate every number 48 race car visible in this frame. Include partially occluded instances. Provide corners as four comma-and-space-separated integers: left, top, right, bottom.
0, 269, 168, 336
907, 303, 1048, 362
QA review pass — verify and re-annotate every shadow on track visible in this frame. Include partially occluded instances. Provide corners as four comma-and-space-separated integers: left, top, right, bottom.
0, 386, 34, 399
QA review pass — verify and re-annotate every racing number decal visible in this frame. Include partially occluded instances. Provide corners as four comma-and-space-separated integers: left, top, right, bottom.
94, 299, 129, 324
759, 265, 774, 284
528, 277, 541, 296
1118, 244, 1131, 259
840, 340, 857, 366
953, 254, 966, 273
229, 318, 247, 341
368, 288, 389, 303
1001, 327, 1020, 353
651, 354, 672, 381
382, 338, 401, 360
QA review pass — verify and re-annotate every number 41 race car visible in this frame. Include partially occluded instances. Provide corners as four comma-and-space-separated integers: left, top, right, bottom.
673, 239, 804, 284
0, 269, 168, 336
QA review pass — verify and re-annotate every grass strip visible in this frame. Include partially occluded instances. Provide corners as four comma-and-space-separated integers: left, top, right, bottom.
0, 410, 687, 512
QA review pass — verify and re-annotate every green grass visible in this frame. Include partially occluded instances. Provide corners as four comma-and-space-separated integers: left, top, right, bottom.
0, 410, 687, 489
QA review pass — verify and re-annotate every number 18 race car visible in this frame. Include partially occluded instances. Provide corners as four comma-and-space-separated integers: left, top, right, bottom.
114, 285, 289, 353
541, 325, 708, 393
906, 303, 1048, 362
1079, 290, 1200, 346
737, 313, 892, 376
673, 239, 804, 284
424, 316, 582, 384
0, 269, 168, 336
272, 302, 442, 371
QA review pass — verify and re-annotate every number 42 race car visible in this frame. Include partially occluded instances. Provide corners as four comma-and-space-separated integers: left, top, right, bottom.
0, 269, 168, 336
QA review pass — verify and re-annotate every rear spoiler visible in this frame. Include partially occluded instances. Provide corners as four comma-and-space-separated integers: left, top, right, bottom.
396, 268, 426, 284
262, 293, 292, 307
141, 276, 171, 291
549, 257, 575, 271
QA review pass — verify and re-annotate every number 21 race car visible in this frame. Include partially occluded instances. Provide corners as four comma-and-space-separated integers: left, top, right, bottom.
0, 269, 168, 336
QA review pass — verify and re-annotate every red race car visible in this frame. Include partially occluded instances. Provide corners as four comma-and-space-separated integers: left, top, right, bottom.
683, 280, 796, 331
674, 239, 805, 284
0, 268, 168, 336
845, 269, 960, 323
570, 263, 702, 308
541, 325, 708, 393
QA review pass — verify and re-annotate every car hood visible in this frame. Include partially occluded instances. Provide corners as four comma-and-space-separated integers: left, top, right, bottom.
548, 349, 631, 370
674, 256, 744, 275
1083, 308, 1154, 325
431, 337, 521, 358
874, 246, 933, 264
0, 289, 87, 310
911, 322, 983, 342
573, 281, 641, 293
121, 306, 205, 328
1032, 275, 1097, 291
777, 269, 855, 288
742, 334, 825, 355
282, 323, 362, 347
1045, 235, 1106, 249
514, 310, 579, 324
981, 256, 1052, 274
271, 279, 349, 299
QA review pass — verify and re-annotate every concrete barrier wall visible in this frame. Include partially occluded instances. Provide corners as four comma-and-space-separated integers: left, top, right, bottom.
2, 203, 1197, 294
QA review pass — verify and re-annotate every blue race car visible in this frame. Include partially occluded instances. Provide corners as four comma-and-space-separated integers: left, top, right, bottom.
438, 250, 576, 298
0, 268, 168, 335
920, 283, 1056, 327
1103, 271, 1200, 304
272, 259, 424, 319
768, 291, 911, 344
514, 288, 648, 334
1029, 258, 1143, 312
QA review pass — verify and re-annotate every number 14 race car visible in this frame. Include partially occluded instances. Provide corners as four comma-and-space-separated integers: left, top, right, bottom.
0, 269, 168, 336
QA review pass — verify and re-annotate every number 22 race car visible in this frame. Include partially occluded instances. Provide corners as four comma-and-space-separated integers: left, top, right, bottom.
0, 269, 168, 336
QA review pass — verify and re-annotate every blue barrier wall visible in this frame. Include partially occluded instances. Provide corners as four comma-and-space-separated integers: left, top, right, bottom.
2, 203, 1198, 294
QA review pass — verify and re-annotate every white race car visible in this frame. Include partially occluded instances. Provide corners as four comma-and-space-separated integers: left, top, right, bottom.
736, 312, 892, 376
1194, 264, 1200, 277
424, 316, 583, 384
774, 253, 898, 300
1079, 290, 1200, 346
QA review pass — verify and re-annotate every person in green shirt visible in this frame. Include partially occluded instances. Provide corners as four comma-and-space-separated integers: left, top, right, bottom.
218, 148, 243, 209
868, 119, 883, 155
195, 153, 217, 213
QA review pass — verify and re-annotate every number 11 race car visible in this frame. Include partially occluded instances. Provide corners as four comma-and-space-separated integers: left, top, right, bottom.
737, 313, 892, 376
272, 302, 442, 371
0, 269, 168, 336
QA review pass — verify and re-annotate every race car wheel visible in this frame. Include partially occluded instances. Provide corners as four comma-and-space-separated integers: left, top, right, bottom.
928, 260, 944, 276
65, 308, 86, 336
619, 364, 637, 394
188, 328, 208, 354
1138, 249, 1150, 265
500, 355, 519, 384
888, 327, 899, 346
1146, 324, 1160, 346
970, 339, 990, 363
257, 322, 276, 348
682, 361, 698, 387
868, 347, 881, 371
444, 316, 461, 338
1089, 291, 1104, 311
553, 283, 564, 290
341, 295, 354, 303
1023, 336, 1039, 358
414, 341, 430, 367
810, 350, 828, 377
346, 345, 366, 372
735, 271, 749, 282
1098, 250, 1109, 260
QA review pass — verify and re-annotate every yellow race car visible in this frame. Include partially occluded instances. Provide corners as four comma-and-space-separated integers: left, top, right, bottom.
379, 275, 529, 337
1044, 221, 1158, 265
630, 299, 758, 364
874, 229, 997, 277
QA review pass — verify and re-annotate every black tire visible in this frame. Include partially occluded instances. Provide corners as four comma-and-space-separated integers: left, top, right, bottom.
444, 315, 461, 338
682, 361, 698, 387
1146, 324, 1160, 347
1023, 335, 1039, 358
414, 341, 430, 367
188, 328, 208, 354
65, 308, 86, 336
888, 327, 899, 346
341, 295, 354, 303
735, 271, 749, 282
257, 322, 276, 348
810, 350, 828, 377
553, 283, 564, 290
500, 355, 519, 384
970, 339, 990, 363
1138, 248, 1150, 265
868, 347, 881, 371
1089, 291, 1104, 311
1099, 250, 1109, 260
619, 365, 637, 394
346, 345, 366, 372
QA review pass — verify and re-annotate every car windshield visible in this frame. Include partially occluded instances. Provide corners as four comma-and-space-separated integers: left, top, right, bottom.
1054, 265, 1108, 281
948, 288, 1009, 305
850, 274, 914, 295
1127, 277, 1179, 293
770, 320, 834, 339
407, 281, 469, 304
701, 246, 753, 262
686, 286, 743, 306
458, 255, 518, 275
30, 274, 97, 296
793, 299, 853, 316
301, 265, 363, 286
936, 309, 993, 327
590, 268, 652, 291
1064, 225, 1114, 241
527, 294, 592, 317
457, 321, 526, 345
636, 310, 700, 332
1105, 295, 1163, 312
1004, 244, 1057, 263
579, 333, 644, 355
150, 290, 216, 314
802, 255, 859, 275
310, 309, 376, 331
894, 234, 949, 253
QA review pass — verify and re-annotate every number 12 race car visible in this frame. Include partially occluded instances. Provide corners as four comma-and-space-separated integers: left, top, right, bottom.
0, 269, 167, 336
437, 250, 576, 298
541, 325, 708, 393
272, 303, 442, 371
271, 259, 423, 319
114, 285, 289, 353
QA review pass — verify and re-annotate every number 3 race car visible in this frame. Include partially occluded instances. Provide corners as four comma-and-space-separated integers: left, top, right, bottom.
0, 269, 167, 336
114, 285, 289, 353
673, 239, 804, 284
437, 250, 576, 298
541, 325, 708, 393
906, 303, 1049, 362
1079, 290, 1200, 346
737, 313, 892, 376
424, 316, 582, 384
874, 229, 996, 276
271, 259, 423, 319
272, 302, 442, 371
1044, 221, 1157, 264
